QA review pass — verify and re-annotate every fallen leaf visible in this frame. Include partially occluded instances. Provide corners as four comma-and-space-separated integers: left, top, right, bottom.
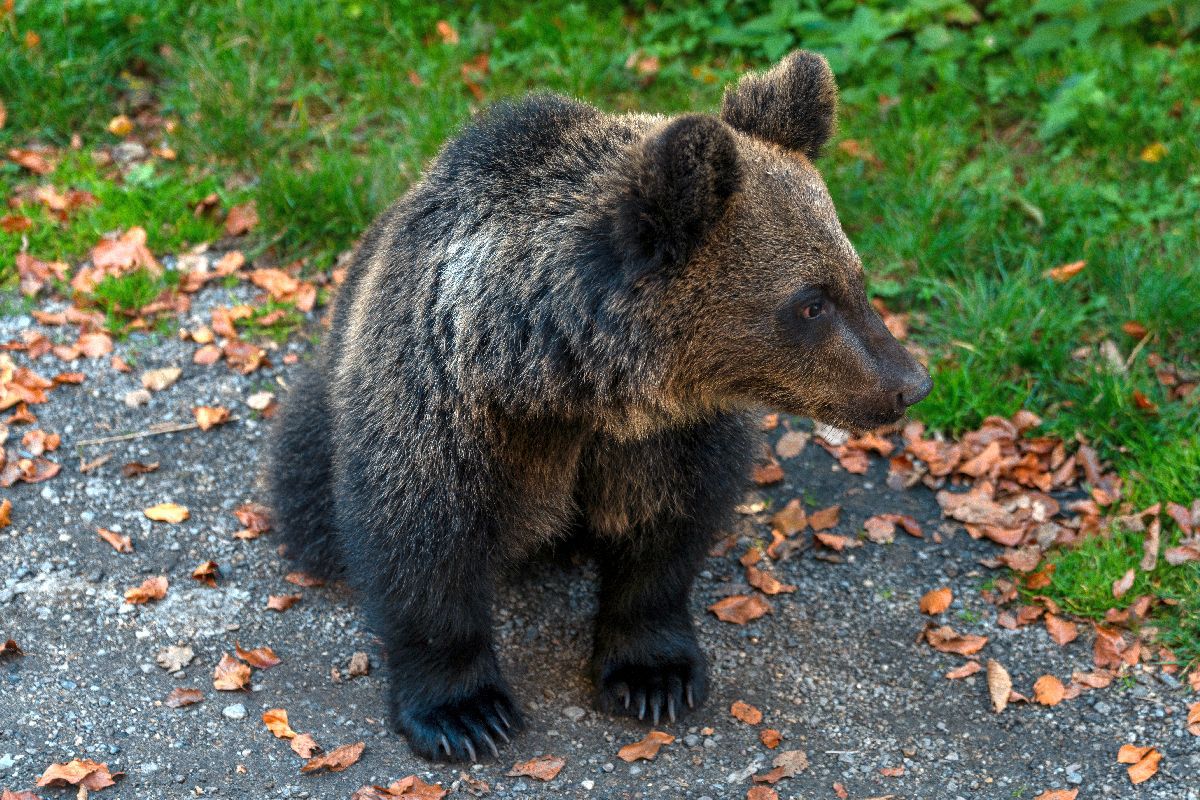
225, 202, 258, 236
285, 571, 325, 588
924, 625, 987, 656
164, 687, 204, 708
0, 498, 9, 528
880, 765, 904, 777
809, 505, 841, 530
945, 661, 982, 680
156, 644, 194, 672
1044, 614, 1079, 646
124, 575, 168, 604
36, 759, 120, 790
1033, 790, 1078, 800
141, 367, 181, 392
1033, 675, 1065, 706
263, 708, 297, 739
1111, 568, 1135, 598
747, 788, 778, 800
775, 430, 809, 459
107, 114, 133, 137
1186, 701, 1199, 736
919, 587, 953, 615
507, 755, 565, 781
1118, 745, 1161, 784
987, 660, 1012, 713
96, 527, 132, 552
709, 594, 771, 624
752, 460, 784, 485
268, 593, 302, 612
121, 460, 159, 477
213, 652, 252, 691
617, 730, 673, 762
193, 405, 231, 430
435, 20, 459, 44
833, 784, 848, 799
351, 776, 446, 799
771, 499, 807, 535
144, 502, 188, 523
0, 639, 23, 659
192, 559, 220, 587
814, 532, 855, 551
731, 700, 763, 725
291, 733, 321, 758
236, 644, 282, 669
1140, 142, 1167, 162
348, 651, 371, 677
234, 502, 272, 539
752, 749, 808, 784
301, 741, 365, 774
745, 565, 796, 595
1045, 260, 1086, 282
760, 728, 782, 749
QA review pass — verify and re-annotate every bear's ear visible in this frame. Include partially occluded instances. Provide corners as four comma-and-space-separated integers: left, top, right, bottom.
720, 50, 837, 160
614, 114, 740, 272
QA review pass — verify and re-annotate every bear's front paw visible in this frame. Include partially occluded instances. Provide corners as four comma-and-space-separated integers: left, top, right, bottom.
392, 684, 524, 763
594, 639, 707, 725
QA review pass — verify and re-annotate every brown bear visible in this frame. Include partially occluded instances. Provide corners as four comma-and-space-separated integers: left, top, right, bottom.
267, 50, 931, 763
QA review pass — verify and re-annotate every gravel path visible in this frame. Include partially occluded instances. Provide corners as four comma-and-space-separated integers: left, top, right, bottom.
1, 282, 1197, 799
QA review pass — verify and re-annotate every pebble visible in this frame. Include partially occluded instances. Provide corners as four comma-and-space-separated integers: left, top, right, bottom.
222, 704, 247, 720
562, 705, 586, 722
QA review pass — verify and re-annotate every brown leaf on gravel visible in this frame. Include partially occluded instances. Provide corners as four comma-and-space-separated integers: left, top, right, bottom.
77, 332, 114, 358
507, 755, 565, 781
225, 202, 259, 236
193, 405, 231, 430
760, 728, 782, 749
752, 459, 784, 485
775, 430, 809, 459
164, 687, 204, 708
809, 505, 841, 530
1185, 701, 1199, 736
863, 515, 896, 543
141, 367, 181, 392
987, 660, 1012, 713
291, 733, 321, 759
285, 571, 325, 588
351, 776, 446, 799
121, 460, 159, 477
919, 587, 952, 615
731, 700, 763, 725
300, 741, 364, 774
192, 560, 220, 587
617, 730, 673, 762
96, 527, 132, 553
0, 499, 10, 528
0, 639, 23, 659
1033, 675, 1066, 706
268, 593, 302, 612
263, 708, 297, 739
213, 653, 252, 691
234, 502, 272, 539
1094, 626, 1139, 669
236, 644, 282, 669
814, 532, 856, 551
1033, 790, 1078, 800
709, 594, 771, 624
924, 625, 987, 656
945, 661, 982, 680
745, 565, 796, 595
1118, 745, 1161, 784
752, 749, 808, 784
747, 787, 779, 800
1044, 614, 1079, 646
124, 575, 168, 604
36, 759, 120, 790
771, 499, 807, 535
1, 789, 41, 800
144, 502, 188, 523
880, 765, 905, 777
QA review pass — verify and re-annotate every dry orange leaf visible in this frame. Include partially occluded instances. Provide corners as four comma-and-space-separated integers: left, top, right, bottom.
945, 661, 982, 680
144, 502, 189, 523
237, 643, 282, 669
285, 571, 326, 588
731, 700, 763, 725
1033, 790, 1078, 800
263, 708, 297, 739
36, 759, 120, 791
919, 587, 952, 615
301, 741, 365, 774
814, 532, 854, 551
1185, 701, 1199, 736
808, 505, 841, 530
752, 749, 809, 784
747, 788, 779, 800
0, 639, 22, 659
745, 565, 796, 595
752, 460, 784, 485
351, 776, 447, 799
1045, 260, 1086, 282
435, 20, 459, 44
291, 733, 321, 759
709, 594, 771, 624
97, 527, 132, 553
213, 652, 252, 691
164, 687, 204, 708
771, 498, 807, 535
268, 593, 302, 612
617, 730, 673, 762
987, 660, 1012, 713
192, 559, 219, 587
760, 728, 782, 749
1118, 745, 1162, 784
507, 755, 565, 781
1044, 613, 1079, 646
225, 202, 259, 236
124, 575, 168, 604
0, 498, 10, 528
924, 625, 987, 656
141, 367, 181, 391
193, 405, 231, 430
1033, 675, 1066, 706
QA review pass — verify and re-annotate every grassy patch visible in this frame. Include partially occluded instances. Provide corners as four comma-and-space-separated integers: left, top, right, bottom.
2, 1, 1197, 651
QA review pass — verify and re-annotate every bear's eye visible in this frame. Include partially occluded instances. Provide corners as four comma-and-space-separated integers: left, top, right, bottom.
800, 300, 825, 320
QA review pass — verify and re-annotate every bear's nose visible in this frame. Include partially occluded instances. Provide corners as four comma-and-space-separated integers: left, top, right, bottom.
898, 372, 933, 408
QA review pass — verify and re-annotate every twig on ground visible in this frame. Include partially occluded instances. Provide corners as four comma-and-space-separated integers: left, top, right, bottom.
74, 416, 241, 448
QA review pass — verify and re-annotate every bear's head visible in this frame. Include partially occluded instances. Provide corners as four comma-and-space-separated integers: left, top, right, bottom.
615, 50, 932, 432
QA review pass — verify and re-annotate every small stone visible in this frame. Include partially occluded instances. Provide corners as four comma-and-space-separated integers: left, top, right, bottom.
581, 779, 594, 790
562, 705, 586, 722
222, 704, 247, 720
348, 651, 370, 678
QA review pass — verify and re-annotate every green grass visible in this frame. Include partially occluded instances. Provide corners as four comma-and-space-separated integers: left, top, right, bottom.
1, 1, 1198, 654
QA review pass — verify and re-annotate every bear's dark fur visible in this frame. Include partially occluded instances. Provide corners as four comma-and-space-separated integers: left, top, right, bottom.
267, 50, 931, 763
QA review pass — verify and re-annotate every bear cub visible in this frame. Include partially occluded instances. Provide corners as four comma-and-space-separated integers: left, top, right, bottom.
268, 50, 931, 763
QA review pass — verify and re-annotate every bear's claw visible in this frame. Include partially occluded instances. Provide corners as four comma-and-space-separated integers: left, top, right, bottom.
595, 655, 706, 726
394, 684, 523, 763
